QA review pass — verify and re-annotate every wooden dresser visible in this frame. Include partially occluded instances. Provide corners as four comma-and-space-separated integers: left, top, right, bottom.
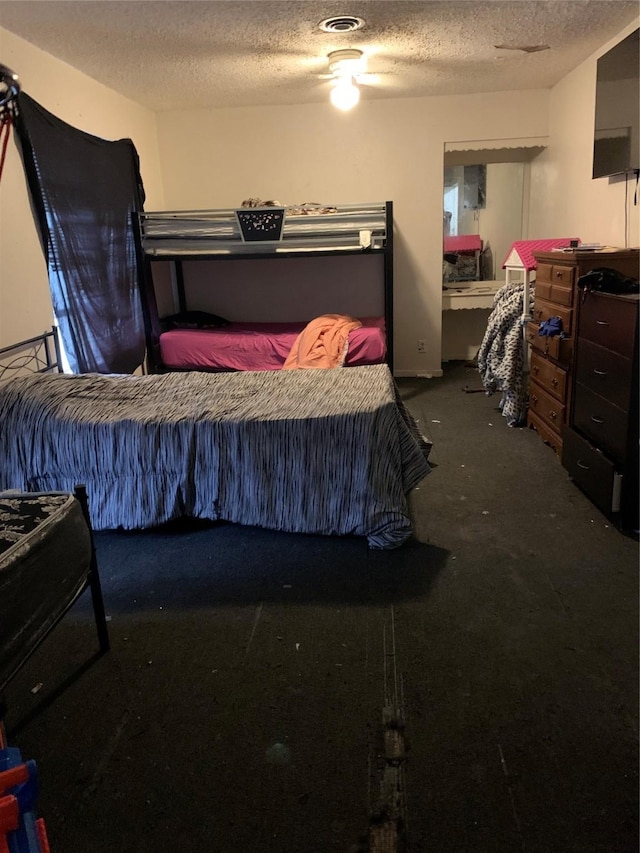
562, 290, 639, 531
526, 249, 639, 455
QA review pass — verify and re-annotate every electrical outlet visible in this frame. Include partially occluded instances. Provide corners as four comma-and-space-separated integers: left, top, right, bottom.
417, 339, 426, 352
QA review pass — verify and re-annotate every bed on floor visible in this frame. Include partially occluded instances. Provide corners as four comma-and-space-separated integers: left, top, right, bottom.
0, 328, 109, 704
134, 201, 394, 374
0, 333, 430, 549
0, 487, 109, 702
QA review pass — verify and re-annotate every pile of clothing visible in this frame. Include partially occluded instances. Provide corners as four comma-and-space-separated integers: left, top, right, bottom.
477, 281, 535, 426
240, 198, 337, 215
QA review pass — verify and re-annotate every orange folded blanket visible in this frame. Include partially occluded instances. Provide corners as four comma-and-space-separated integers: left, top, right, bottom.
283, 314, 363, 370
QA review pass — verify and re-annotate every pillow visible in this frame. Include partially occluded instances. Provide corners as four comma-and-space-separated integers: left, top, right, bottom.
161, 310, 230, 331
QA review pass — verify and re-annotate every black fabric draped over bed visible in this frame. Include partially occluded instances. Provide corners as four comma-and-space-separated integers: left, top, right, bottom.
13, 93, 147, 374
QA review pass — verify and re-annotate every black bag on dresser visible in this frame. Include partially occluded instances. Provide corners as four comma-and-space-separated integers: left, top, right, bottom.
578, 267, 640, 295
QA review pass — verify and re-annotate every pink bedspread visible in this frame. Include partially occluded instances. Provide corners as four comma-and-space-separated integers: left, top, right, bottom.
159, 317, 387, 371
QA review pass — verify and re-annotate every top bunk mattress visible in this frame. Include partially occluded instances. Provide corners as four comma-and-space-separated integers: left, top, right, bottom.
159, 317, 386, 371
137, 202, 390, 256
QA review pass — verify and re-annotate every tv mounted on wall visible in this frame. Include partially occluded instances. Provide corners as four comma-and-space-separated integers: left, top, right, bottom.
592, 28, 639, 179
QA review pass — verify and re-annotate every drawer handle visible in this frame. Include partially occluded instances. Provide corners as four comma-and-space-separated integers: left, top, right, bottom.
531, 394, 538, 404
550, 410, 557, 420
533, 365, 539, 374
551, 378, 558, 386
577, 460, 590, 470
596, 320, 609, 326
591, 415, 605, 424
593, 368, 607, 376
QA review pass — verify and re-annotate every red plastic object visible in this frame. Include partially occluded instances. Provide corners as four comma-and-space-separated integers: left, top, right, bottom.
0, 793, 19, 831
0, 794, 19, 853
36, 818, 50, 853
0, 766, 29, 795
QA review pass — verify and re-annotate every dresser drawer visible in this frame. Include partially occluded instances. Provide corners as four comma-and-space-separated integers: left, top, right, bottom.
536, 262, 575, 290
573, 383, 629, 462
529, 351, 567, 402
532, 298, 573, 336
577, 293, 638, 356
528, 378, 565, 436
526, 321, 573, 365
562, 426, 622, 517
527, 409, 562, 454
534, 278, 574, 307
575, 338, 633, 410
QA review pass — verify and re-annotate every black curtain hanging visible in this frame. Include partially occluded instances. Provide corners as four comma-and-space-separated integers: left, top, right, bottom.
13, 92, 147, 374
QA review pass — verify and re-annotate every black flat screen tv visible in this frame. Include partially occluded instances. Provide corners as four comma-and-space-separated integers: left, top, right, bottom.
592, 28, 639, 179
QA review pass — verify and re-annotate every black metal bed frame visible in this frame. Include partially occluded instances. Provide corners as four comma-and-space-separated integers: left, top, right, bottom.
0, 325, 62, 379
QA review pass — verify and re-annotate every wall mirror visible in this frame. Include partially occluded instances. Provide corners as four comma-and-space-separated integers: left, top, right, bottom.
440, 142, 546, 364
442, 145, 545, 287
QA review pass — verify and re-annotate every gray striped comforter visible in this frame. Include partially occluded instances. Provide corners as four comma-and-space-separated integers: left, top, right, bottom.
0, 365, 431, 548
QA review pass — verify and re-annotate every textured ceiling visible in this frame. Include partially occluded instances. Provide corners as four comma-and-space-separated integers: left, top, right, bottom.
1, 1, 638, 112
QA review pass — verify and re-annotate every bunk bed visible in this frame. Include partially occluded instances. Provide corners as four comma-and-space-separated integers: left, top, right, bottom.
0, 329, 431, 550
134, 201, 394, 373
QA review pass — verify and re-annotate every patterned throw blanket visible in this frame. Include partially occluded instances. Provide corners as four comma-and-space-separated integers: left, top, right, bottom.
477, 281, 534, 426
0, 365, 431, 549
283, 314, 362, 369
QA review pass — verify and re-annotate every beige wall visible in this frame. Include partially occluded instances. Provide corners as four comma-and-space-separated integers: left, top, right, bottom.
155, 92, 550, 375
528, 21, 639, 249
0, 28, 164, 345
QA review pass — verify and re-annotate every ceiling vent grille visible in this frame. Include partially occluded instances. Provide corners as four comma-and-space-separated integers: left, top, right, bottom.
319, 16, 364, 34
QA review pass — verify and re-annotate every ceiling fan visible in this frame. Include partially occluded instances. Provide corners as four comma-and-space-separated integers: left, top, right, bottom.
327, 49, 364, 110
320, 48, 389, 110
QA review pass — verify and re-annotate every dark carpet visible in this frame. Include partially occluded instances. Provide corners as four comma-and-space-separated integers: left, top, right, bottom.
3, 362, 638, 852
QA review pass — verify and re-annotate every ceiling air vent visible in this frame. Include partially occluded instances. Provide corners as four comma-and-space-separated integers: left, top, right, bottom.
319, 16, 365, 34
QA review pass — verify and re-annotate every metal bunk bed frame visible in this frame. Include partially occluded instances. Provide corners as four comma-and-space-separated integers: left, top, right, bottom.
133, 200, 394, 373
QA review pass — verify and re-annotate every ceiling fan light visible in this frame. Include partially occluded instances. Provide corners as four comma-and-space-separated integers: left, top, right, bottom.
330, 76, 360, 111
327, 48, 365, 77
